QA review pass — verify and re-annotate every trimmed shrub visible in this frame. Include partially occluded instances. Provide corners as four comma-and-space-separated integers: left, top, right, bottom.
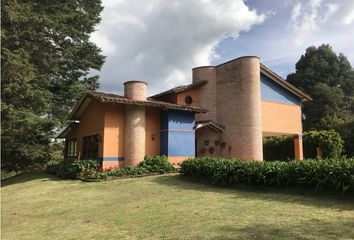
138, 155, 174, 173
181, 157, 354, 193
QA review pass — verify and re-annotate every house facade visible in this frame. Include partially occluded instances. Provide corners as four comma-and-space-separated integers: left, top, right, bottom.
58, 56, 311, 169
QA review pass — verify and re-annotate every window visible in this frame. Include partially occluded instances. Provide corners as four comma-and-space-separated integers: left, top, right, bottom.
82, 135, 99, 160
185, 95, 193, 105
66, 139, 77, 157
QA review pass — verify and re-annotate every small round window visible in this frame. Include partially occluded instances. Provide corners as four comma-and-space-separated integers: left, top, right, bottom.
185, 95, 193, 105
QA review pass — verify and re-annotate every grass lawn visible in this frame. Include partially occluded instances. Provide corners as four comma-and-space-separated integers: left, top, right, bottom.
2, 172, 354, 240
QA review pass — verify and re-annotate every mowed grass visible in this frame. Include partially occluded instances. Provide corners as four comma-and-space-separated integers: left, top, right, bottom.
2, 173, 354, 240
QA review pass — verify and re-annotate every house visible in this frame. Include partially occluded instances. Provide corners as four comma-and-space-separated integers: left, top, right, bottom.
58, 56, 311, 169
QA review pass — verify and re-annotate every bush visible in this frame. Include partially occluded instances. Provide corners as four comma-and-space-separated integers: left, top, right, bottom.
138, 155, 174, 173
47, 156, 176, 181
72, 159, 100, 172
303, 130, 344, 158
263, 130, 344, 160
46, 159, 100, 179
263, 136, 294, 161
48, 141, 64, 165
46, 163, 79, 179
180, 157, 354, 193
337, 120, 354, 157
86, 156, 175, 181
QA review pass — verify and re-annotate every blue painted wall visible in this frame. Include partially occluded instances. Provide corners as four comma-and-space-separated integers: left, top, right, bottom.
261, 73, 301, 105
160, 110, 195, 156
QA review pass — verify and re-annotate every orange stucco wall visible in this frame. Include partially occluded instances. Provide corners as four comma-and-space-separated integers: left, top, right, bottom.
176, 89, 199, 107
145, 107, 161, 156
103, 103, 125, 159
168, 156, 190, 166
66, 101, 163, 169
66, 100, 105, 158
261, 100, 302, 136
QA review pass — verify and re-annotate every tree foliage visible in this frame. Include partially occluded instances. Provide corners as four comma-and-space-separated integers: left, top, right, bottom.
287, 44, 354, 156
1, 0, 105, 171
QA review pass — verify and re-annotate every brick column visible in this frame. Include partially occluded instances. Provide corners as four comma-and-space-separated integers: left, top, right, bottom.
294, 134, 303, 160
216, 56, 263, 161
124, 81, 147, 166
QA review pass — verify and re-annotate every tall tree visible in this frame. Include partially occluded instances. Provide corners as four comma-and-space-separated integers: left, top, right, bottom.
1, 0, 105, 171
287, 44, 354, 156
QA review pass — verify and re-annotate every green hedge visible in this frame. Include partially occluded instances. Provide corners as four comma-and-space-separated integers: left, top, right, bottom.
263, 136, 294, 161
88, 155, 175, 181
47, 159, 100, 179
46, 156, 175, 181
138, 155, 174, 173
180, 157, 354, 193
263, 130, 344, 160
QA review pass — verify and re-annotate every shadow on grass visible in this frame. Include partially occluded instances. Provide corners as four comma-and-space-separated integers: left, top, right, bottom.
152, 175, 354, 211
1, 171, 66, 187
211, 218, 354, 240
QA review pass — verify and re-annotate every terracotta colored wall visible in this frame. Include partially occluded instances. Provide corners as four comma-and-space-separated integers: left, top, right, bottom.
103, 103, 125, 159
66, 100, 105, 159
176, 89, 199, 107
261, 101, 302, 136
145, 107, 161, 156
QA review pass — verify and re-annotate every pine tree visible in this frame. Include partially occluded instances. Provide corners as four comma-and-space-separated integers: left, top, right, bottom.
1, 0, 105, 171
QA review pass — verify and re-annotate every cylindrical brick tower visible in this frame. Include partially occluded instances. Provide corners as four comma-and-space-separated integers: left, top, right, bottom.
124, 81, 147, 166
124, 81, 147, 101
216, 57, 263, 161
192, 66, 217, 122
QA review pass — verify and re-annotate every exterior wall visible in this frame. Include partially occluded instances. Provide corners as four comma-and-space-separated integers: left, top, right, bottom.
260, 73, 303, 136
261, 74, 301, 105
66, 100, 105, 159
176, 89, 199, 107
125, 105, 146, 166
216, 57, 263, 160
196, 128, 221, 157
160, 110, 195, 165
145, 107, 161, 156
192, 66, 217, 122
261, 101, 302, 136
102, 103, 125, 169
155, 93, 177, 104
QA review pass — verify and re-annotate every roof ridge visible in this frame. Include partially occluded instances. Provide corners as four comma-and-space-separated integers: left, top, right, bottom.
150, 80, 208, 99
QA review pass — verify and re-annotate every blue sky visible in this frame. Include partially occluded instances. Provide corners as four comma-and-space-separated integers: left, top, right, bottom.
91, 0, 354, 94
214, 0, 354, 77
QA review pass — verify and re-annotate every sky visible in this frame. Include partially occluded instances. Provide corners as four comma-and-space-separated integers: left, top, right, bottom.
91, 0, 354, 95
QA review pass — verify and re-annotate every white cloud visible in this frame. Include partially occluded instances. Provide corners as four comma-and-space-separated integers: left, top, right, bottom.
337, 0, 354, 25
290, 2, 302, 22
92, 0, 266, 94
289, 0, 354, 45
290, 0, 323, 44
